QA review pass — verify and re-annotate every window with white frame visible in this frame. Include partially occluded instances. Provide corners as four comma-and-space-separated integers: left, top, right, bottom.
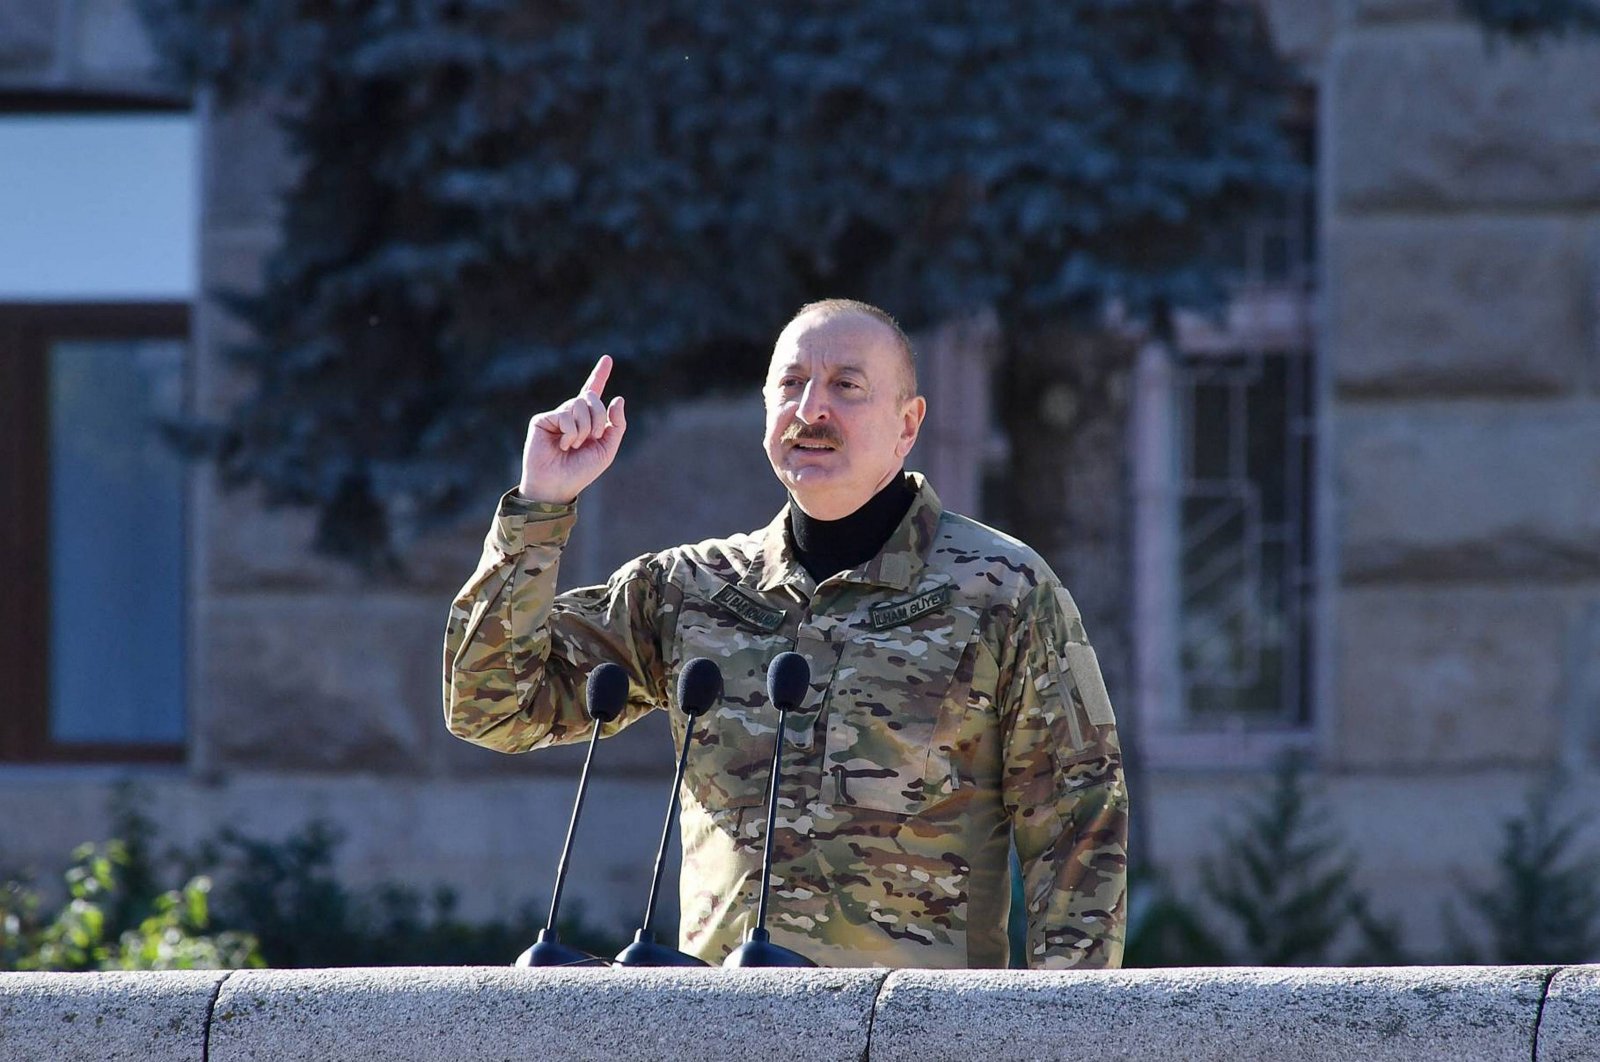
1134, 87, 1319, 763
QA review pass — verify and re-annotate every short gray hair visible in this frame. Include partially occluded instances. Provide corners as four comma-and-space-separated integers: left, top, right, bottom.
785, 298, 918, 401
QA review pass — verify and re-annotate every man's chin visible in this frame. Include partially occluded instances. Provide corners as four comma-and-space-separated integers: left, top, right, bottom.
781, 462, 850, 497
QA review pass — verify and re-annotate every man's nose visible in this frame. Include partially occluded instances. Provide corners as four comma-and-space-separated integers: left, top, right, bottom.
797, 380, 829, 422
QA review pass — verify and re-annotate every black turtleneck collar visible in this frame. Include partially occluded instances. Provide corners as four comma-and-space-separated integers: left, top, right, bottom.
787, 473, 917, 584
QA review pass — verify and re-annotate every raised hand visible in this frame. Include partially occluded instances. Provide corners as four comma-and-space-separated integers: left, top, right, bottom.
517, 355, 628, 504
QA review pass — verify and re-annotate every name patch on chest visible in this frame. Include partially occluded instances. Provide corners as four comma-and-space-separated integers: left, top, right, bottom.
868, 585, 953, 631
711, 583, 786, 632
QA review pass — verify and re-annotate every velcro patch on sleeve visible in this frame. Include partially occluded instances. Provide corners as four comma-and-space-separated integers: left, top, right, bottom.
711, 582, 786, 632
1063, 643, 1116, 727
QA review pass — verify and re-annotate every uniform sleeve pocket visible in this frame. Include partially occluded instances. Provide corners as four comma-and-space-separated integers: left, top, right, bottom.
1055, 643, 1121, 791
1062, 643, 1115, 728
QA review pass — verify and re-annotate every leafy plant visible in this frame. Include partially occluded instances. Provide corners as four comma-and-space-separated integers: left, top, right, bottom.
2, 800, 622, 970
1, 837, 261, 972
1444, 785, 1600, 964
105, 877, 263, 971
189, 818, 624, 966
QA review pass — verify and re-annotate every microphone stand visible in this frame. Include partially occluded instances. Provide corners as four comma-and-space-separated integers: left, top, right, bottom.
614, 714, 709, 966
516, 661, 630, 968
515, 721, 608, 968
723, 697, 817, 968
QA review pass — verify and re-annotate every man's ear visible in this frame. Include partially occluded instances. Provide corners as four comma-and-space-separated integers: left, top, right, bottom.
896, 395, 927, 457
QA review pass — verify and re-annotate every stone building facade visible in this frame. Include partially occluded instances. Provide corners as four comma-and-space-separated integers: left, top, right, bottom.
1, 0, 1597, 956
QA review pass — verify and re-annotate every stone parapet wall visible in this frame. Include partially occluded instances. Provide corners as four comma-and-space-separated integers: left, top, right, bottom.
3, 965, 1598, 1061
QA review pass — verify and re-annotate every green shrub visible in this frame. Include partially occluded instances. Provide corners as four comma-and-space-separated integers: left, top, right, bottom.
0, 837, 261, 972
1, 798, 623, 971
1444, 784, 1600, 964
1199, 756, 1405, 965
194, 820, 624, 966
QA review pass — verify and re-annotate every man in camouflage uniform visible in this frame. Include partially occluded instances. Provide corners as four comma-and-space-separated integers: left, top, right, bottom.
444, 300, 1127, 968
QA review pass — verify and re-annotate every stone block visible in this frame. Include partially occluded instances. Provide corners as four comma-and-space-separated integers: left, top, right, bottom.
198, 595, 439, 772
389, 773, 677, 927
1540, 965, 1600, 1062
73, 0, 159, 83
0, 970, 224, 1062
1560, 601, 1600, 768
912, 309, 997, 519
200, 774, 671, 933
202, 482, 369, 594
203, 97, 299, 231
1339, 403, 1600, 582
1333, 588, 1567, 769
1261, 0, 1342, 67
1329, 217, 1593, 397
208, 967, 884, 1062
870, 966, 1551, 1062
1333, 28, 1600, 211
201, 478, 498, 595
0, 0, 57, 68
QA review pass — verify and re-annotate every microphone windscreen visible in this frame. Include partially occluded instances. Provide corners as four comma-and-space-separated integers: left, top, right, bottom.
586, 662, 630, 724
766, 652, 811, 711
676, 657, 724, 717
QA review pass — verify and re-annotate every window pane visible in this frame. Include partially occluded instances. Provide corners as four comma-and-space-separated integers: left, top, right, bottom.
0, 114, 197, 300
48, 338, 186, 744
1178, 349, 1314, 727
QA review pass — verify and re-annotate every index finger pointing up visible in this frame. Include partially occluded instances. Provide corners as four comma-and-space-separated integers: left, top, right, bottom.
581, 354, 613, 398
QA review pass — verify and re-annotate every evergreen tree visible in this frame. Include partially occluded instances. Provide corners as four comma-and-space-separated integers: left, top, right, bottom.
1200, 757, 1401, 965
134, 0, 1303, 563
1446, 786, 1600, 964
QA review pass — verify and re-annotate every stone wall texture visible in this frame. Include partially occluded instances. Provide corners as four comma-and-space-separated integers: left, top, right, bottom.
1325, 6, 1600, 802
4, 966, 1598, 1062
1334, 587, 1570, 768
1332, 27, 1600, 211
0, 971, 226, 1062
1329, 217, 1596, 398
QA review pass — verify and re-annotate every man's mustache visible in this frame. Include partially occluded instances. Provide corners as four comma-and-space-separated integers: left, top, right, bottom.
783, 423, 843, 447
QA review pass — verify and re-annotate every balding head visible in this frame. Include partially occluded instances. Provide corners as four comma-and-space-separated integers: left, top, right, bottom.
762, 299, 928, 519
779, 299, 918, 402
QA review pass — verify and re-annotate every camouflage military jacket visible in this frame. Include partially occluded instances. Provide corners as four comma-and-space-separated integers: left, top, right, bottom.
444, 474, 1127, 969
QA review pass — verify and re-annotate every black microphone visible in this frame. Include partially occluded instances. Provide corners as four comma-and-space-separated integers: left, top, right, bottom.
723, 652, 818, 968
515, 662, 629, 968
615, 658, 723, 967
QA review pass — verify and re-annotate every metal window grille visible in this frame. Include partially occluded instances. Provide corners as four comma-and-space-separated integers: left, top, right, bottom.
1175, 345, 1315, 727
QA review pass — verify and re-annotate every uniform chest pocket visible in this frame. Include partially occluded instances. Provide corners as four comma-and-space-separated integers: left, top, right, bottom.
822, 602, 979, 816
674, 607, 793, 813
